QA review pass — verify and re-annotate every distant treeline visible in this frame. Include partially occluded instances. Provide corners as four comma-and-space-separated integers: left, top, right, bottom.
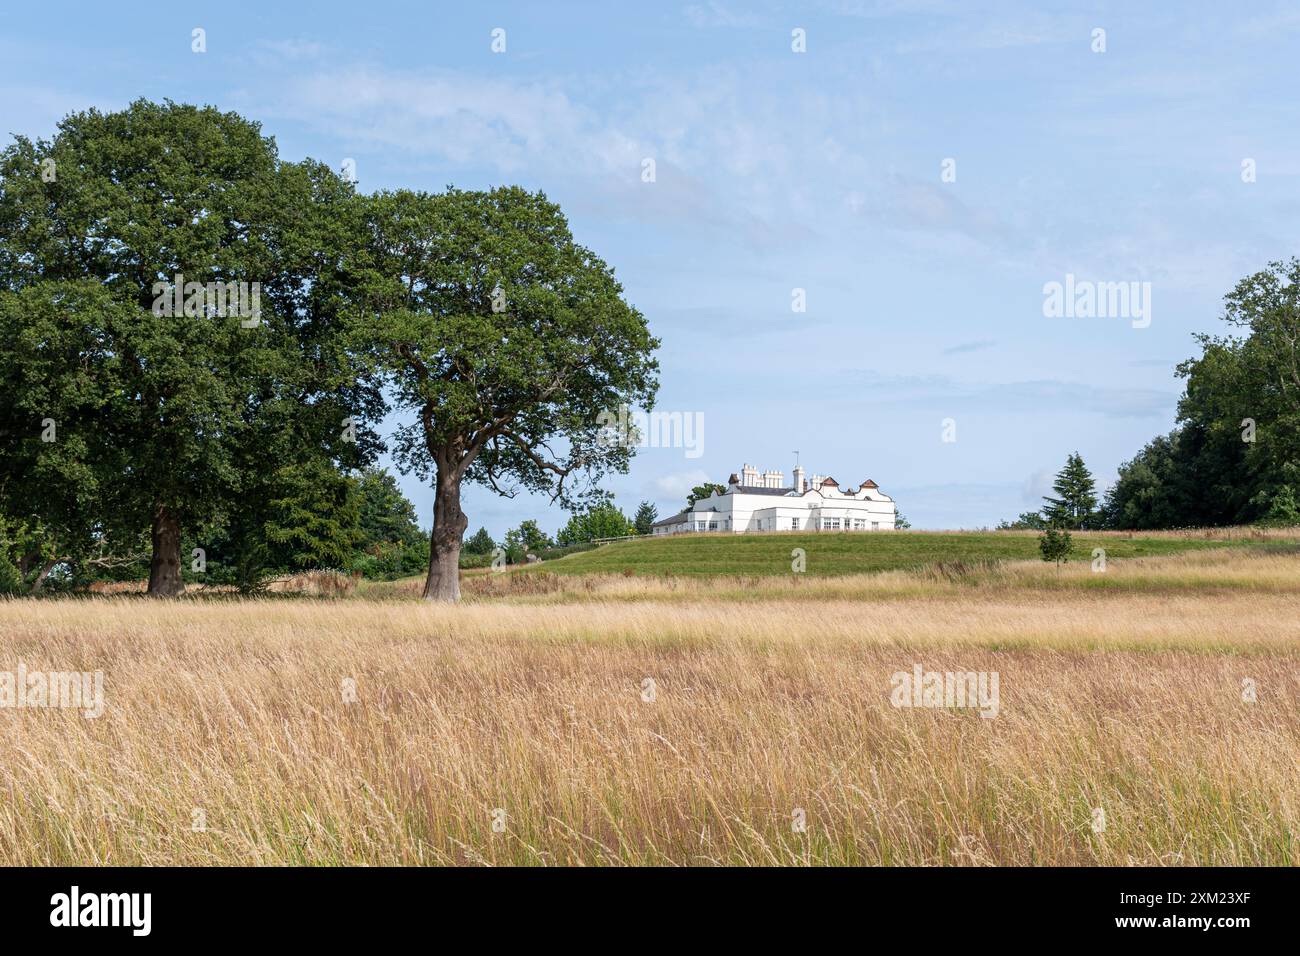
1004, 259, 1300, 532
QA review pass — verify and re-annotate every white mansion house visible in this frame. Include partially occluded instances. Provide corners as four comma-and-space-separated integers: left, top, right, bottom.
652, 464, 898, 535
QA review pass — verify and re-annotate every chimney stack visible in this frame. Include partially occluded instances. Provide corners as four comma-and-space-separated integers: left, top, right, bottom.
793, 465, 806, 493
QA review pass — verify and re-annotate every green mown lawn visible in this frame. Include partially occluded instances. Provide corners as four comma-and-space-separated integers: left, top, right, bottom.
535, 530, 1279, 577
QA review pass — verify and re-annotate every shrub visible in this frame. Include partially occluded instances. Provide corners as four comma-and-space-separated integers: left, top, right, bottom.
1038, 527, 1074, 568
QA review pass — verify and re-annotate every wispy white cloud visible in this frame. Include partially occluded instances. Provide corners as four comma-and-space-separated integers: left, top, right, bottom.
245, 62, 800, 242
1020, 467, 1054, 504
683, 1, 771, 29
942, 339, 996, 355
270, 67, 600, 173
649, 468, 712, 501
839, 370, 1178, 419
254, 38, 326, 62
0, 84, 111, 140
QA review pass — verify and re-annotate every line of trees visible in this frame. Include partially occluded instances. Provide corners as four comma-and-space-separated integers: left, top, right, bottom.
1005, 259, 1300, 532
1100, 259, 1300, 529
457, 498, 660, 568
0, 100, 660, 601
1107, 260, 1300, 528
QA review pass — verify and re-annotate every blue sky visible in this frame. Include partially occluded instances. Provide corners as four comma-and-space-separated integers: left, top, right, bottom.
5, 1, 1299, 535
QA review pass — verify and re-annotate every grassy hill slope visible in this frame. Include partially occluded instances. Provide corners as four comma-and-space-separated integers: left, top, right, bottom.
538, 529, 1289, 577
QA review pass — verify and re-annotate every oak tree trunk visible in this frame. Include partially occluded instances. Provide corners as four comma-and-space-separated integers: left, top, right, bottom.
423, 465, 467, 602
29, 558, 58, 594
147, 504, 185, 597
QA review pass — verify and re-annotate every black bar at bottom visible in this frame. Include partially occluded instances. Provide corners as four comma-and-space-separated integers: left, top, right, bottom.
0, 865, 1288, 942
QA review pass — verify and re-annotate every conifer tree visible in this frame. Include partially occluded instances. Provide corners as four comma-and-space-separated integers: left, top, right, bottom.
1042, 452, 1098, 529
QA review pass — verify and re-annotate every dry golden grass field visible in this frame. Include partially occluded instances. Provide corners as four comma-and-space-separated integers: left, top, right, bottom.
1, 545, 1297, 866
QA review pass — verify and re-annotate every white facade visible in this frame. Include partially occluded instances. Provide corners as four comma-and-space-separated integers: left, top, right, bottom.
652, 465, 898, 535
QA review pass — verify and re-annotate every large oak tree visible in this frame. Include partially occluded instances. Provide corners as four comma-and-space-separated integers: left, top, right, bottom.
0, 100, 378, 595
352, 187, 659, 601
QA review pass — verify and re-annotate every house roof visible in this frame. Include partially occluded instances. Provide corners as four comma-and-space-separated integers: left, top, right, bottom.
732, 486, 795, 496
650, 511, 688, 528
860, 479, 878, 488
820, 477, 839, 488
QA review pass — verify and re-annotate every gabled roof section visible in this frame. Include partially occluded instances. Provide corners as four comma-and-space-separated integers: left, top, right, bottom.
650, 511, 688, 528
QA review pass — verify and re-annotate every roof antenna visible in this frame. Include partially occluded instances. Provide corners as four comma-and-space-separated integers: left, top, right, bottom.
793, 450, 800, 469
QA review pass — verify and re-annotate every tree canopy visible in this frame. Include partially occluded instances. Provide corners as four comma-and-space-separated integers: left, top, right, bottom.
557, 501, 631, 545
463, 527, 497, 556
350, 187, 659, 600
1042, 452, 1098, 529
633, 500, 658, 535
0, 100, 378, 595
1104, 259, 1300, 529
687, 483, 727, 507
